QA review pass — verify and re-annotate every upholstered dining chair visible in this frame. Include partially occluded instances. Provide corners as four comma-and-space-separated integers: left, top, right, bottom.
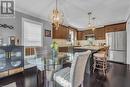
24, 48, 37, 69
53, 50, 91, 87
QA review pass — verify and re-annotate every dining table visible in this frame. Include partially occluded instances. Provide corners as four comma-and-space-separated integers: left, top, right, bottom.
26, 46, 103, 87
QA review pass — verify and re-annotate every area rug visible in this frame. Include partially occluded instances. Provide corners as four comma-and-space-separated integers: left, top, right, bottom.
2, 82, 16, 87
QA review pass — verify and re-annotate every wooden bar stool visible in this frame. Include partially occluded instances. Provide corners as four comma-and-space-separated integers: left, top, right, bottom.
93, 46, 109, 75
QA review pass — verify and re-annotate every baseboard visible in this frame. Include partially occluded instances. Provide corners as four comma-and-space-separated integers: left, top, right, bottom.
107, 60, 127, 65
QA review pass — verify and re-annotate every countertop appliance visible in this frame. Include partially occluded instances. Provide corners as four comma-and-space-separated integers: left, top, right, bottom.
106, 31, 126, 63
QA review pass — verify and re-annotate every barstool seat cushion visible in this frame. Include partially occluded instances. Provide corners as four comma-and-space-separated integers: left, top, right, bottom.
94, 52, 105, 58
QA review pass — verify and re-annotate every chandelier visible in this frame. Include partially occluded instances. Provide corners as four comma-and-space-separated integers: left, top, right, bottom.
87, 12, 96, 31
51, 0, 63, 30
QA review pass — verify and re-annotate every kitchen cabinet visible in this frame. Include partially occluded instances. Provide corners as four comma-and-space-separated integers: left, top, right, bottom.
53, 22, 126, 40
114, 23, 126, 31
82, 29, 94, 39
59, 47, 68, 52
94, 27, 105, 40
77, 31, 83, 40
53, 25, 69, 39
83, 29, 93, 35
80, 22, 126, 40
105, 25, 115, 33
105, 22, 126, 33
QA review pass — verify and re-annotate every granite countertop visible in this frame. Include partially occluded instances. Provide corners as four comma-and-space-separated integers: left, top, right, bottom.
74, 46, 105, 51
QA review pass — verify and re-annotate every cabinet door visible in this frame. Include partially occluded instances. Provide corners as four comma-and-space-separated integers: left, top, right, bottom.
53, 25, 69, 39
115, 23, 126, 31
77, 31, 83, 40
105, 23, 126, 33
105, 25, 115, 33
95, 28, 105, 40
115, 31, 126, 51
86, 29, 93, 34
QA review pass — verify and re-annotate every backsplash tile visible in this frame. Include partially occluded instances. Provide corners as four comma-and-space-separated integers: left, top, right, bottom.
53, 39, 106, 47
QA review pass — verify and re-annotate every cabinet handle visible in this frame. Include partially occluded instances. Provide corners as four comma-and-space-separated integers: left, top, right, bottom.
9, 52, 11, 58
6, 52, 8, 58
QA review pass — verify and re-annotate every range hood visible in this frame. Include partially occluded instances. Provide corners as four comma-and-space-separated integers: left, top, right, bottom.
85, 34, 95, 40
85, 34, 95, 36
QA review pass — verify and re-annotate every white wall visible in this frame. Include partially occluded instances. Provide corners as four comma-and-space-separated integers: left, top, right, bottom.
127, 17, 130, 64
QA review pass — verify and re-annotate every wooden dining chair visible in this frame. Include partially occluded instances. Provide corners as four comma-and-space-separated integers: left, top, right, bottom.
93, 46, 109, 75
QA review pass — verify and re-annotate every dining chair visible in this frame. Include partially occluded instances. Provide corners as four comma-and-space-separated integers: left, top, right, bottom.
93, 46, 109, 75
53, 50, 91, 87
24, 47, 37, 69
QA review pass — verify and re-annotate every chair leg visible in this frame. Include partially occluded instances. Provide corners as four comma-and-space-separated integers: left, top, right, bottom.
103, 61, 106, 76
93, 58, 96, 73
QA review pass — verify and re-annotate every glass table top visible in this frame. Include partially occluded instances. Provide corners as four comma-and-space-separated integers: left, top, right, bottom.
24, 52, 73, 71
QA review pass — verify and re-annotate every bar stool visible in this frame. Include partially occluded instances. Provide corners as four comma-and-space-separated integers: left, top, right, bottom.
93, 46, 109, 75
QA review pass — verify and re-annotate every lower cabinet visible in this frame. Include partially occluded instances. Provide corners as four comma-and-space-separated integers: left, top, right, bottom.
59, 47, 69, 52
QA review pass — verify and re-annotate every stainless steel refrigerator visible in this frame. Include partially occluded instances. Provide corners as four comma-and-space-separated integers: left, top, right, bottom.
106, 31, 127, 63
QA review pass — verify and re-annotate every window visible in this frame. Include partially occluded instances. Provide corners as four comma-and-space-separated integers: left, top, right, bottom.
69, 30, 74, 44
22, 18, 43, 47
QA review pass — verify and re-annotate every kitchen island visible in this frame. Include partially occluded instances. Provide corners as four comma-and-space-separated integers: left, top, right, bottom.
74, 46, 106, 75
74, 46, 105, 52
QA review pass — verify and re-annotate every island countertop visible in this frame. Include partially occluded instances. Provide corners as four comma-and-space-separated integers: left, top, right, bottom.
74, 46, 105, 51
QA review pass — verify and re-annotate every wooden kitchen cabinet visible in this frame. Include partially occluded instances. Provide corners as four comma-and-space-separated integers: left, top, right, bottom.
59, 47, 68, 52
114, 23, 126, 31
94, 27, 105, 40
83, 29, 93, 35
53, 25, 69, 39
82, 29, 94, 39
105, 22, 126, 33
105, 25, 115, 33
77, 31, 83, 40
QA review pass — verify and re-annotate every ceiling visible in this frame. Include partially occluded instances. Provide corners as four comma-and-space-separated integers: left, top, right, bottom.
15, 0, 130, 30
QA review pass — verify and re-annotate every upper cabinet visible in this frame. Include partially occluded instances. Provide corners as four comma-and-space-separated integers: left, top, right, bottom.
77, 31, 83, 40
83, 29, 93, 35
52, 25, 69, 39
105, 22, 126, 33
94, 27, 105, 40
53, 22, 126, 40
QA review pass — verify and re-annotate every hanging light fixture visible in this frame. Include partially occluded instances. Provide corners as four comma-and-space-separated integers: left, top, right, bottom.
92, 17, 96, 31
87, 12, 96, 31
51, 0, 63, 30
88, 12, 92, 28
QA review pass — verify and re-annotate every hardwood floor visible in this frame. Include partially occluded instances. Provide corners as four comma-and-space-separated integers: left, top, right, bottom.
84, 62, 130, 87
0, 67, 37, 87
0, 62, 130, 87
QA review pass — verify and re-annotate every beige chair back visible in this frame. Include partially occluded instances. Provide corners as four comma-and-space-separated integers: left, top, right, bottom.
70, 50, 91, 87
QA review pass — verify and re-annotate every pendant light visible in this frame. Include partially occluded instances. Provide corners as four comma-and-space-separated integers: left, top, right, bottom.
92, 17, 96, 31
51, 0, 63, 30
87, 12, 96, 31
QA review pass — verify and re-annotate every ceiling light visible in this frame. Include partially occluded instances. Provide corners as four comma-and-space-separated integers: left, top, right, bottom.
51, 0, 63, 30
87, 12, 96, 31
92, 17, 96, 31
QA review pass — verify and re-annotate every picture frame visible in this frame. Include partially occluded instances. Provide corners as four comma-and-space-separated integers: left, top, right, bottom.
45, 30, 51, 37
